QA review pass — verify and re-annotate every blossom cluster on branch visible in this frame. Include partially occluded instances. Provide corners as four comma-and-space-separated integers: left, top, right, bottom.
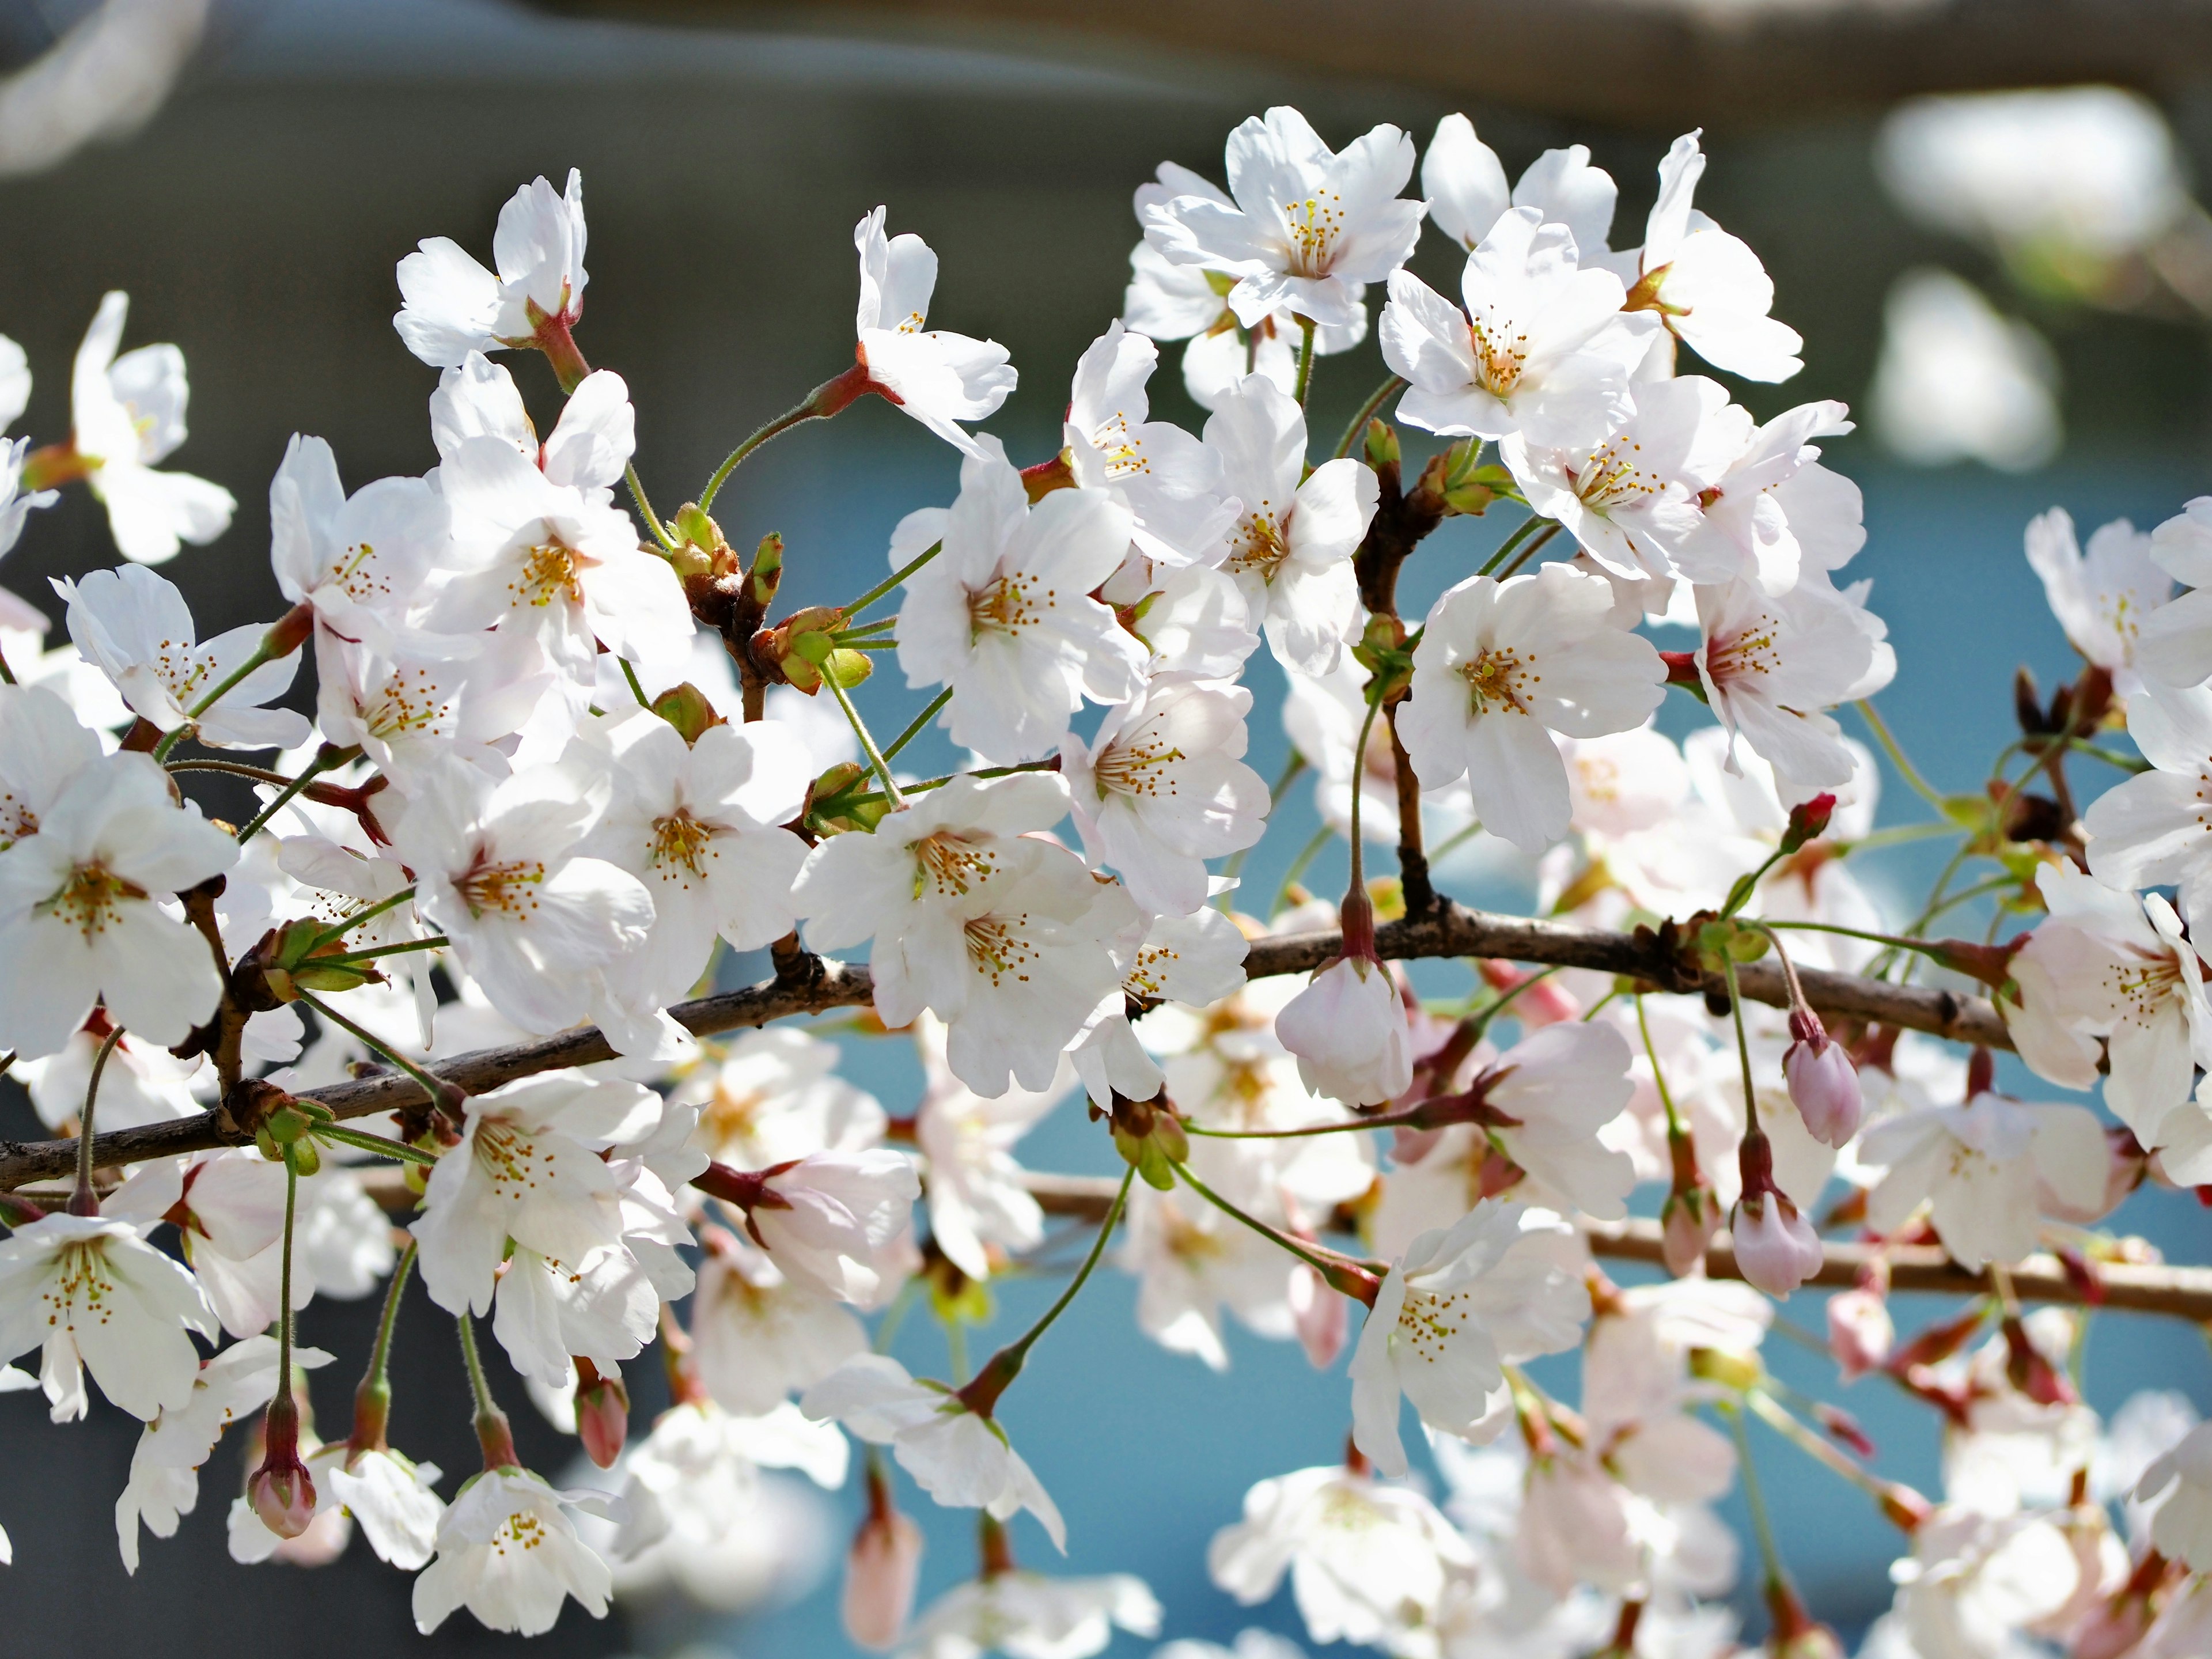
0, 105, 2206, 1659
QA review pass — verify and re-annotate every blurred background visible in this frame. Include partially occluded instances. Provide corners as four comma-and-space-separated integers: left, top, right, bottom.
1, 0, 2210, 1654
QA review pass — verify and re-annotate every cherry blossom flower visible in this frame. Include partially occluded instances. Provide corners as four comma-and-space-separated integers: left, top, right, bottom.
1061, 675, 1268, 915
1069, 903, 1249, 1109
1119, 1180, 1300, 1372
267, 431, 454, 658
1397, 562, 1666, 854
707, 1151, 919, 1310
893, 437, 1143, 764
394, 170, 588, 368
328, 1446, 447, 1571
1693, 575, 1880, 791
1140, 107, 1423, 334
803, 1354, 1066, 1548
1062, 322, 1240, 567
0, 749, 236, 1056
65, 291, 234, 564
2006, 861, 2212, 1147
1208, 1463, 1474, 1652
411, 1468, 616, 1637
1349, 1202, 1591, 1475
391, 753, 654, 1040
901, 1568, 1163, 1659
1886, 1506, 2081, 1659
850, 206, 1016, 456
59, 564, 309, 751
1675, 399, 1863, 596
675, 1026, 888, 1169
1421, 114, 1622, 258
1204, 375, 1377, 676
1382, 208, 1657, 451
107, 1150, 305, 1339
0, 1213, 217, 1422
1274, 948, 1412, 1108
1862, 1089, 2109, 1271
2084, 679, 2212, 919
2135, 495, 2212, 688
914, 1013, 1066, 1281
17, 1022, 197, 1132
604, 1400, 849, 1579
2024, 508, 2171, 700
690, 1231, 867, 1415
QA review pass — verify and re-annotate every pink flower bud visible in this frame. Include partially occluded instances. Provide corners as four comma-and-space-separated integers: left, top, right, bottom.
1661, 1184, 1719, 1278
843, 1471, 923, 1651
1732, 1192, 1823, 1297
2069, 1595, 2155, 1659
1785, 1017, 1862, 1148
248, 1456, 318, 1540
574, 1360, 629, 1470
1827, 1286, 1894, 1380
1290, 1263, 1346, 1369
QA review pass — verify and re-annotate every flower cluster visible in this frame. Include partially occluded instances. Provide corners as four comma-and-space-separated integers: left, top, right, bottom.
0, 109, 2203, 1659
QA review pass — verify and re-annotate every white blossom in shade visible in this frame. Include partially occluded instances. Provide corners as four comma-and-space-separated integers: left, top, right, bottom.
1615, 131, 1805, 384
1693, 574, 1878, 791
394, 169, 588, 368
1422, 115, 1620, 255
1671, 399, 1863, 596
65, 291, 234, 564
433, 428, 691, 684
726, 1152, 921, 1311
298, 1171, 397, 1302
2005, 861, 2211, 1146
902, 1569, 1164, 1659
1869, 268, 2060, 472
410, 1071, 650, 1317
677, 1027, 887, 1170
107, 1150, 304, 1339
2134, 1420, 2212, 1571
603, 1401, 843, 1577
690, 1231, 868, 1415
0, 435, 56, 560
1070, 903, 1249, 1110
1274, 951, 1412, 1108
1134, 563, 1262, 683
493, 1236, 665, 1388
391, 752, 653, 1039
1382, 209, 1657, 452
0, 680, 101, 843
2084, 679, 2212, 919
1119, 1179, 1298, 1371
803, 1355, 1066, 1550
2021, 509, 2172, 700
1558, 725, 1691, 839
851, 206, 1016, 456
327, 1447, 446, 1570
0, 1213, 217, 1422
410, 1468, 615, 1637
58, 565, 309, 751
17, 1023, 198, 1131
1061, 675, 1268, 915
114, 1334, 331, 1573
1501, 375, 1741, 586
1397, 562, 1666, 854
1204, 374, 1377, 676
0, 749, 235, 1056
1862, 1090, 2109, 1270
1063, 322, 1240, 568
267, 431, 455, 655
893, 437, 1142, 764
1887, 1506, 2081, 1659
915, 1011, 1067, 1281
1207, 1463, 1474, 1653
577, 707, 812, 1003
1349, 1203, 1591, 1476
1430, 1021, 1638, 1223
1139, 107, 1422, 333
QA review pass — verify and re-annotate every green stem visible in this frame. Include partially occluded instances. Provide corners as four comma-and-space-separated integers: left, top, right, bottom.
71, 1025, 124, 1214
880, 687, 953, 764
369, 1243, 416, 1388
1635, 995, 1684, 1139
305, 886, 416, 953
619, 656, 650, 708
846, 541, 943, 619
276, 1157, 298, 1388
166, 759, 299, 787
837, 615, 899, 639
1332, 374, 1407, 460
319, 935, 449, 966
1346, 682, 1386, 874
1292, 317, 1317, 407
1476, 514, 1548, 577
236, 748, 349, 846
1000, 1167, 1132, 1370
824, 671, 904, 808
1495, 521, 1560, 578
699, 394, 828, 512
1271, 825, 1334, 916
455, 1311, 517, 1468
626, 462, 675, 551
1721, 956, 1761, 1134
1172, 1158, 1366, 1285
297, 988, 460, 1113
316, 1123, 442, 1166
1853, 700, 1946, 810
1836, 820, 1956, 857
1729, 1404, 1786, 1588
1762, 918, 1995, 960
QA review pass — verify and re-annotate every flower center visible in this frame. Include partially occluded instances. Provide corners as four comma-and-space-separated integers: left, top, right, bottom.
365, 662, 453, 740
911, 833, 999, 901
1281, 191, 1345, 277
1225, 509, 1290, 581
1094, 728, 1184, 800
473, 1118, 554, 1195
1706, 616, 1782, 689
43, 862, 145, 940
968, 573, 1051, 639
1458, 647, 1536, 717
457, 856, 547, 919
964, 914, 1037, 987
47, 1240, 119, 1329
1393, 1286, 1471, 1363
1565, 436, 1661, 515
1467, 315, 1528, 397
513, 540, 584, 610
1086, 411, 1148, 480
494, 1510, 549, 1554
649, 811, 714, 881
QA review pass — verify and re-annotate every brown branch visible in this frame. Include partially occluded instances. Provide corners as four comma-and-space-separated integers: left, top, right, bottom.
1022, 1175, 2212, 1321
1385, 707, 1434, 916
0, 899, 2005, 1192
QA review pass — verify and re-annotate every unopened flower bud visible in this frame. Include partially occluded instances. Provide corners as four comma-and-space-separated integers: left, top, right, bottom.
1778, 791, 1836, 854
844, 1467, 923, 1650
574, 1359, 629, 1469
1661, 1183, 1720, 1278
1827, 1286, 1893, 1380
1290, 1263, 1346, 1369
1784, 1013, 1862, 1147
248, 1399, 318, 1540
1732, 1191, 1823, 1298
